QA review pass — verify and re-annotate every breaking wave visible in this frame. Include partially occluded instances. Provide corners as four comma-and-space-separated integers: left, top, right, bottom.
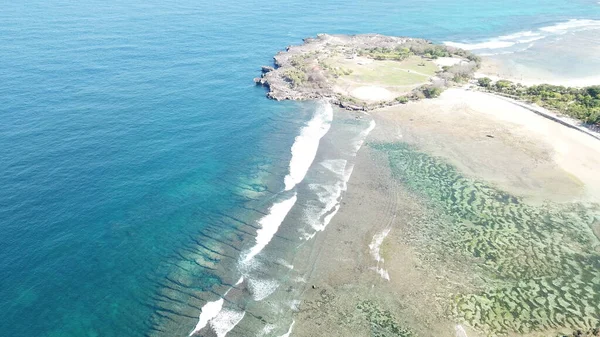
284, 101, 333, 191
444, 19, 600, 55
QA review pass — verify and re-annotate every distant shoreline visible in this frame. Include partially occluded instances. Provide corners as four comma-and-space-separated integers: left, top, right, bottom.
476, 56, 600, 88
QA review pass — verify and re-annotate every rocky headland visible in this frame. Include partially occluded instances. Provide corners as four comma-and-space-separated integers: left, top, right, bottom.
255, 34, 481, 110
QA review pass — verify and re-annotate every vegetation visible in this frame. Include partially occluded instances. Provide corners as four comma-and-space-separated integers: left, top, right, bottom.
477, 77, 492, 88
283, 68, 307, 87
358, 46, 413, 61
318, 61, 353, 78
262, 35, 483, 109
477, 78, 600, 125
356, 300, 414, 337
395, 96, 409, 104
421, 86, 443, 98
372, 142, 600, 336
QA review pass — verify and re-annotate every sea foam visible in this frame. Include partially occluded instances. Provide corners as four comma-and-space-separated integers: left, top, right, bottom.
190, 192, 297, 336
369, 227, 392, 281
303, 120, 375, 239
283, 101, 333, 191
248, 277, 280, 301
189, 298, 225, 336
242, 193, 297, 262
279, 320, 295, 337
209, 308, 246, 337
444, 19, 600, 54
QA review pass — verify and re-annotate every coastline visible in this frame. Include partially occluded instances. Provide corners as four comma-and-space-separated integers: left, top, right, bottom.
186, 28, 600, 337
472, 23, 600, 88
288, 86, 600, 336
477, 88, 600, 141
476, 57, 600, 88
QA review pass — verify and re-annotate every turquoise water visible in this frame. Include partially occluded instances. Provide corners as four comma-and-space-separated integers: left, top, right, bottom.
0, 1, 599, 336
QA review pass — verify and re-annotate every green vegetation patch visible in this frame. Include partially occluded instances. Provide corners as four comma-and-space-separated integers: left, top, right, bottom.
356, 300, 414, 337
371, 142, 600, 336
283, 68, 307, 87
358, 46, 413, 61
344, 60, 431, 87
477, 79, 600, 125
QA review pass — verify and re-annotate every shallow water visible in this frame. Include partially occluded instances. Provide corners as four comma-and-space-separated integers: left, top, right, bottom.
372, 142, 600, 335
1, 1, 600, 336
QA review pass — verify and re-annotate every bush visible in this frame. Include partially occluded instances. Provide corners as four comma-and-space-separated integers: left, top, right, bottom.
422, 86, 443, 98
495, 80, 514, 91
477, 77, 492, 88
395, 96, 409, 104
483, 81, 600, 125
283, 69, 307, 87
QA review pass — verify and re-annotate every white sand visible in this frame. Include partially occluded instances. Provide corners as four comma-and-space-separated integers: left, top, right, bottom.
350, 85, 394, 101
431, 89, 600, 201
434, 57, 465, 68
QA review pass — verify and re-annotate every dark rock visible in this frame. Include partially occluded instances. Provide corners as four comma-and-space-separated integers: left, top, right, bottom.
261, 66, 275, 73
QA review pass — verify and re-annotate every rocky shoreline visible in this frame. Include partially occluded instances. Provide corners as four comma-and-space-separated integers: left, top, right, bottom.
255, 34, 481, 111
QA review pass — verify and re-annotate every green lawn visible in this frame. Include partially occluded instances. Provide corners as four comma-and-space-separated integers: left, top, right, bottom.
331, 56, 437, 87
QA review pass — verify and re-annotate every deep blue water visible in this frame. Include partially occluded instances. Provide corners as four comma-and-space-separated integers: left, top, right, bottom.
1, 1, 599, 336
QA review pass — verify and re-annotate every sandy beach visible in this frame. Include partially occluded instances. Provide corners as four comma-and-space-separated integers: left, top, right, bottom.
290, 88, 600, 337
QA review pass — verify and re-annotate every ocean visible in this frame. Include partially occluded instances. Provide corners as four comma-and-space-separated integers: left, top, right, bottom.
0, 1, 599, 336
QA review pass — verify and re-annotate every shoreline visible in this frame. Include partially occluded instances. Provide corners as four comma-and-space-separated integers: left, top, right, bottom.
240, 29, 600, 337
288, 86, 600, 336
475, 87, 600, 141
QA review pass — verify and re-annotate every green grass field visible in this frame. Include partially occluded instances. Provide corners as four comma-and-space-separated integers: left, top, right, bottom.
330, 56, 438, 87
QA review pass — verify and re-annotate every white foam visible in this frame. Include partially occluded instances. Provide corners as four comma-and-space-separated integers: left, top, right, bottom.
455, 324, 468, 337
259, 324, 276, 336
243, 193, 297, 262
248, 278, 280, 301
444, 19, 600, 54
539, 19, 600, 33
303, 119, 376, 239
353, 120, 376, 153
209, 308, 246, 337
279, 320, 295, 337
369, 227, 392, 281
276, 258, 295, 269
189, 298, 224, 336
301, 160, 350, 238
284, 102, 333, 191
444, 40, 516, 51
289, 299, 302, 311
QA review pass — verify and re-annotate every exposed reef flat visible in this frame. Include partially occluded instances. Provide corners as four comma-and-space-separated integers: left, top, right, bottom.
286, 89, 600, 337
255, 34, 480, 110
257, 34, 600, 337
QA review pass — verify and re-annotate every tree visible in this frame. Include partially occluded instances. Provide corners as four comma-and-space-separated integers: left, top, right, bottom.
586, 86, 600, 99
495, 80, 514, 91
477, 77, 492, 88
395, 96, 409, 104
423, 86, 443, 98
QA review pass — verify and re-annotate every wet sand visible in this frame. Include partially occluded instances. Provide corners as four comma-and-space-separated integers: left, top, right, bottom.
290, 88, 600, 336
291, 144, 476, 337
371, 88, 600, 204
